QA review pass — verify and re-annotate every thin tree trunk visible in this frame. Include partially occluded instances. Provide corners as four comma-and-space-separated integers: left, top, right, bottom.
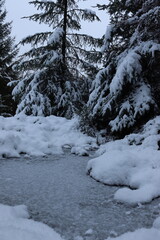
62, 0, 67, 65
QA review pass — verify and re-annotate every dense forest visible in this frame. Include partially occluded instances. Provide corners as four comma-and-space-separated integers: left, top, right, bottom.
0, 0, 160, 138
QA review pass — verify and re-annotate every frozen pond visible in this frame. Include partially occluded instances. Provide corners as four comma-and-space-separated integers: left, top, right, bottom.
0, 152, 160, 240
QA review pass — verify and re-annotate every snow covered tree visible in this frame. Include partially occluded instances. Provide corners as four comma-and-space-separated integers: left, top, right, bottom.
87, 0, 160, 137
0, 0, 17, 116
13, 0, 102, 117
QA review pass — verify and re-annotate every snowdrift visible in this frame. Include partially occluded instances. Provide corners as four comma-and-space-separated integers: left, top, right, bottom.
0, 204, 64, 240
87, 116, 160, 204
106, 217, 160, 240
0, 114, 96, 158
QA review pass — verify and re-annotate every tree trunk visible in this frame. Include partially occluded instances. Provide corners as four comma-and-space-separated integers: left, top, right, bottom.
62, 0, 67, 65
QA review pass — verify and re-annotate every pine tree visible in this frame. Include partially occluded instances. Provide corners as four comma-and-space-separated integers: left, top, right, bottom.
0, 0, 17, 116
13, 0, 102, 117
88, 0, 160, 137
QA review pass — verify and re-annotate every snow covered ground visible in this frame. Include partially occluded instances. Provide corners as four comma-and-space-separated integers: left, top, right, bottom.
87, 116, 160, 204
0, 203, 160, 240
0, 204, 64, 240
1, 115, 160, 239
0, 114, 97, 158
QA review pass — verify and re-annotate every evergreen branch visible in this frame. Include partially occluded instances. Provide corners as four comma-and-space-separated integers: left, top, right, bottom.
96, 4, 108, 11
68, 33, 103, 48
66, 14, 81, 30
19, 45, 49, 58
19, 32, 52, 45
67, 8, 101, 22
66, 41, 102, 62
29, 1, 62, 11
23, 11, 62, 26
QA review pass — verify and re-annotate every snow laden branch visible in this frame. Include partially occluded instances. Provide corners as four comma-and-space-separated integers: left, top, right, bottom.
88, 0, 160, 135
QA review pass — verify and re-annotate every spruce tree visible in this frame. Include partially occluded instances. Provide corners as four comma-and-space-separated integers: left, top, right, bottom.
13, 0, 102, 117
88, 0, 160, 137
0, 0, 17, 116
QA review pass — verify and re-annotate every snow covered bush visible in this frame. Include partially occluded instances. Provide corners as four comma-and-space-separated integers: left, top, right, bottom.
88, 0, 160, 136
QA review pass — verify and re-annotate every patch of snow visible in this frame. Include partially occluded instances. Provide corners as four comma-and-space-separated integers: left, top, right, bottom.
74, 236, 83, 240
101, 24, 114, 52
110, 50, 142, 95
0, 114, 96, 158
107, 214, 160, 240
106, 227, 160, 240
48, 28, 63, 45
109, 82, 153, 132
87, 116, 160, 204
71, 146, 89, 156
109, 230, 118, 238
0, 204, 64, 240
153, 217, 160, 230
107, 200, 160, 240
84, 229, 93, 236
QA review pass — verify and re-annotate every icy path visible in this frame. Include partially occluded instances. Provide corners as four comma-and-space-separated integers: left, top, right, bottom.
0, 153, 160, 240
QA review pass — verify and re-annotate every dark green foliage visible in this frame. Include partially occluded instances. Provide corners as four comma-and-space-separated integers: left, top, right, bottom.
0, 0, 18, 116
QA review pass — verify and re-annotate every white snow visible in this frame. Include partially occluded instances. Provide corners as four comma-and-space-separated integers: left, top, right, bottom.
0, 203, 160, 240
101, 24, 113, 52
84, 228, 93, 235
109, 82, 153, 132
110, 49, 142, 95
87, 116, 160, 204
106, 216, 160, 240
0, 114, 96, 158
0, 204, 64, 240
48, 27, 63, 45
110, 41, 160, 97
1, 115, 160, 240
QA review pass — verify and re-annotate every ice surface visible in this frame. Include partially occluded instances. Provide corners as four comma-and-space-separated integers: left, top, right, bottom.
0, 154, 160, 240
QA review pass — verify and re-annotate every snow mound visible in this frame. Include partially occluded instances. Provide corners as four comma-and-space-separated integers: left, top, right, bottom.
87, 116, 160, 204
0, 114, 96, 158
107, 228, 160, 240
107, 216, 160, 240
153, 216, 160, 230
0, 204, 64, 240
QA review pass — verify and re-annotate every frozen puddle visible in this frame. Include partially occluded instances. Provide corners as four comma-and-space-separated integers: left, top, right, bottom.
0, 153, 160, 240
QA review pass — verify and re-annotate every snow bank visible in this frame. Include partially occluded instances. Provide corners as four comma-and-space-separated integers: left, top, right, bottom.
107, 217, 160, 240
0, 204, 64, 240
0, 114, 96, 158
0, 204, 160, 240
87, 116, 160, 204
